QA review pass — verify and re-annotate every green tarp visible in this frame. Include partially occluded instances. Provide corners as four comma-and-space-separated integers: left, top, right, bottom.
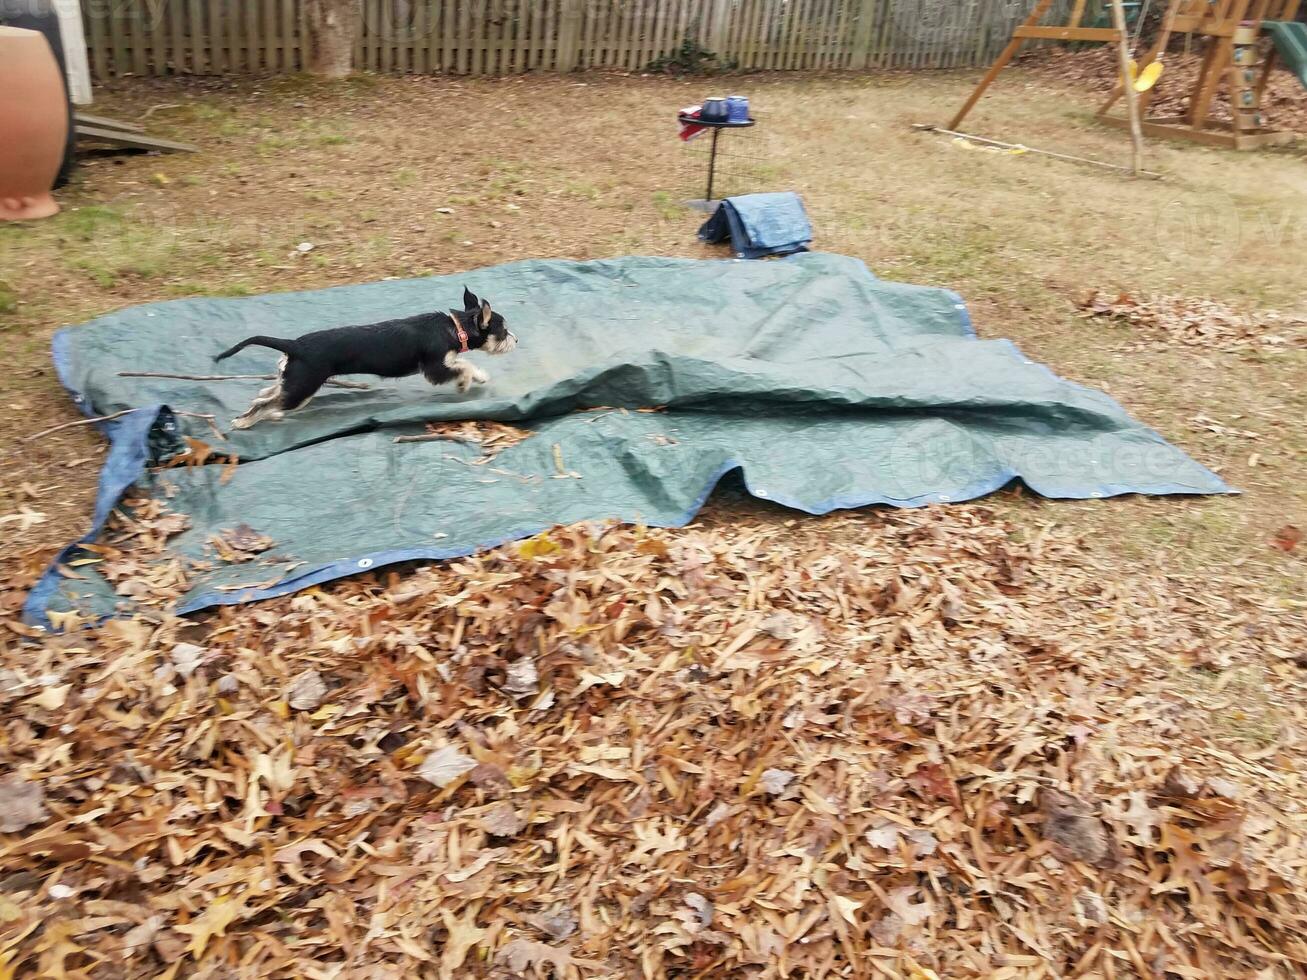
28, 254, 1230, 625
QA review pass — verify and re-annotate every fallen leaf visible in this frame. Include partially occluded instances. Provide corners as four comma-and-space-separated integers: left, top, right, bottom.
885, 885, 933, 927
479, 802, 527, 837
495, 938, 574, 975
1041, 789, 1117, 868
526, 904, 578, 941
439, 908, 487, 978
273, 838, 339, 868
684, 892, 714, 928
1271, 525, 1301, 553
1108, 790, 1159, 846
170, 642, 205, 678
907, 763, 958, 805
760, 768, 796, 796
1163, 766, 1203, 799
503, 657, 539, 698
0, 506, 47, 531
443, 849, 506, 883
0, 778, 48, 833
518, 534, 561, 559
574, 669, 626, 694
418, 745, 477, 788
704, 801, 731, 828
174, 893, 246, 958
30, 684, 70, 711
831, 894, 861, 925
865, 822, 937, 857
118, 916, 163, 961
287, 669, 328, 711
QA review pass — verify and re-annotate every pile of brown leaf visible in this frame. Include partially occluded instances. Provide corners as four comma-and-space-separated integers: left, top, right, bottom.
1021, 46, 1307, 134
395, 420, 533, 458
2, 502, 1307, 978
1078, 289, 1306, 351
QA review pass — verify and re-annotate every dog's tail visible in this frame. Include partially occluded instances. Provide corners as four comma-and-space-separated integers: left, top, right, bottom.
214, 336, 297, 363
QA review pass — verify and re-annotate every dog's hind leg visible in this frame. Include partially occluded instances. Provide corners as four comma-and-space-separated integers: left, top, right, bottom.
276, 360, 331, 416
256, 356, 286, 398
230, 355, 290, 429
232, 389, 283, 429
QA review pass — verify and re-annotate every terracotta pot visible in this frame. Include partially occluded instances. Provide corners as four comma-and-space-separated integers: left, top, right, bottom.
0, 26, 69, 222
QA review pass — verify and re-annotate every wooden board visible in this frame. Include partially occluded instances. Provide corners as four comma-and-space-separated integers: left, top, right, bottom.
75, 112, 145, 133
1012, 26, 1120, 41
76, 125, 199, 153
1100, 114, 1299, 149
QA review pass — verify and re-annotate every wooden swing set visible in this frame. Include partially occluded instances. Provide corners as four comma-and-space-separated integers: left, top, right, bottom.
944, 0, 1303, 158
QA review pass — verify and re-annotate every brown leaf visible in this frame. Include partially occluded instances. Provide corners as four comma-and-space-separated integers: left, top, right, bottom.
0, 778, 48, 833
224, 523, 274, 554
1271, 525, 1301, 553
439, 908, 487, 978
418, 745, 477, 788
495, 938, 574, 975
759, 768, 796, 796
118, 916, 164, 961
907, 763, 958, 805
479, 802, 527, 838
1041, 789, 1117, 868
502, 657, 539, 698
525, 904, 578, 941
1162, 766, 1203, 800
287, 669, 328, 711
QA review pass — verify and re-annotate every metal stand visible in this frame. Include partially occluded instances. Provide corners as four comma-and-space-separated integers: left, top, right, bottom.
706, 127, 721, 201
678, 114, 756, 205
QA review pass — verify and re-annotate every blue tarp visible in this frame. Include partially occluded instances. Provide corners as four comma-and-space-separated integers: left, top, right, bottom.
27, 253, 1232, 627
698, 192, 813, 259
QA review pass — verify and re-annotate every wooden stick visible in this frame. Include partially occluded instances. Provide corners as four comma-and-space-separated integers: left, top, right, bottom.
117, 371, 370, 390
24, 409, 221, 443
25, 409, 139, 441
913, 125, 1164, 178
393, 432, 481, 445
1110, 0, 1147, 175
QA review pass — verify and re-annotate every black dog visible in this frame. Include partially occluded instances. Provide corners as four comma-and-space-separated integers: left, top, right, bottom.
214, 288, 516, 429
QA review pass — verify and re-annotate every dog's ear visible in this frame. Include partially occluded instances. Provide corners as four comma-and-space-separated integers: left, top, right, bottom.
479, 299, 493, 328
463, 286, 479, 310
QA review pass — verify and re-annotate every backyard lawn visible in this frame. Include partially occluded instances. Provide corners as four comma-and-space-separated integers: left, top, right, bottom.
0, 66, 1304, 977
3, 70, 1305, 593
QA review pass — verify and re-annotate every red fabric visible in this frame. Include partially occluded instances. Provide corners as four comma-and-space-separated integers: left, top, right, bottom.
679, 105, 708, 142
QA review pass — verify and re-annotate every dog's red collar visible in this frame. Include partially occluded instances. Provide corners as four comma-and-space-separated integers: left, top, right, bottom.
449, 311, 470, 353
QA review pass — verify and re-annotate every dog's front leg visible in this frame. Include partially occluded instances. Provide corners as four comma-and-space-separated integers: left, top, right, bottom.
443, 352, 489, 393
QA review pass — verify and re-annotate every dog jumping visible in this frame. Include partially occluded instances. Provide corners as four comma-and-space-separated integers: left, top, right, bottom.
214, 287, 517, 429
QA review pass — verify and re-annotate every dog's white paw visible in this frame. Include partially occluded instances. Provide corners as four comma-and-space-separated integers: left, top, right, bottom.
231, 415, 255, 430
457, 367, 488, 392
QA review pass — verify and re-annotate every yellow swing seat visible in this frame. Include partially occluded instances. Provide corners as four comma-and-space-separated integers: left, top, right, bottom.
1128, 59, 1166, 92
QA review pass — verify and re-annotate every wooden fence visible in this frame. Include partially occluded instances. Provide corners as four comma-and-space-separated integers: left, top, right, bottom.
82, 0, 1088, 79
